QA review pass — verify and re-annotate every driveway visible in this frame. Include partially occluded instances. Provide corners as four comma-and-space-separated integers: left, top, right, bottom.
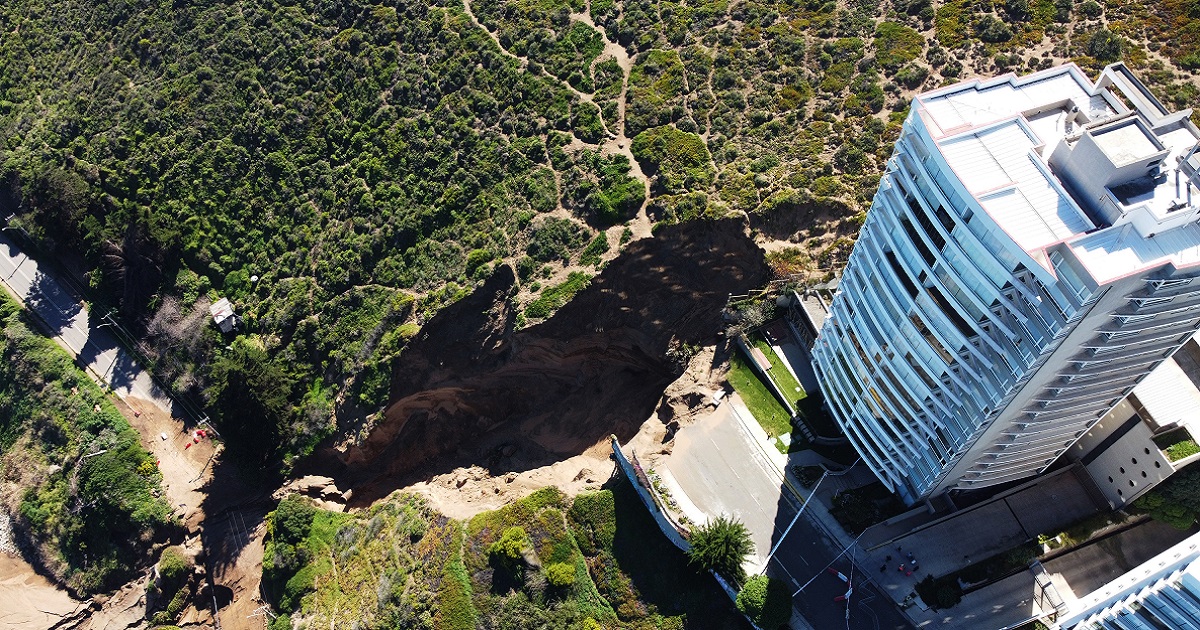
660, 401, 912, 630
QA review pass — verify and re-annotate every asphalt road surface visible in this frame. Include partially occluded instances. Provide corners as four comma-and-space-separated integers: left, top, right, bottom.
0, 230, 173, 413
665, 404, 912, 630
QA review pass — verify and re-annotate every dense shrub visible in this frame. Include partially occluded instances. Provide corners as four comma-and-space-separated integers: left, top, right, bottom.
873, 22, 924, 70
631, 126, 715, 194
545, 562, 576, 588
157, 547, 191, 592
976, 15, 1014, 43
1088, 29, 1122, 61
488, 526, 530, 564
736, 575, 792, 629
687, 515, 755, 583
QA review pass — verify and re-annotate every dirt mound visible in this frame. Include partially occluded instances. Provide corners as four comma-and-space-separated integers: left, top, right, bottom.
311, 218, 768, 507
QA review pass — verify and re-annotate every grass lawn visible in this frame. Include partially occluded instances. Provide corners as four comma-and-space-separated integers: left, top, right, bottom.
750, 333, 805, 404
727, 351, 793, 439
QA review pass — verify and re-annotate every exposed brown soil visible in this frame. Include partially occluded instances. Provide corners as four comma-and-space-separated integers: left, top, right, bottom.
307, 217, 769, 508
120, 396, 217, 532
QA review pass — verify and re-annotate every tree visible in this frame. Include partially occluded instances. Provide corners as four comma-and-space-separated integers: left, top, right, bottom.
207, 338, 295, 464
736, 575, 792, 629
687, 515, 755, 583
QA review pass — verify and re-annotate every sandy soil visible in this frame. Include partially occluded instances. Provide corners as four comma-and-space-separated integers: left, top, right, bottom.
0, 553, 88, 630
121, 396, 217, 532
399, 342, 730, 519
208, 511, 269, 630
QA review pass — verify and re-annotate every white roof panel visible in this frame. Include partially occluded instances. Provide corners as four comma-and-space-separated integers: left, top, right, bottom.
939, 121, 1095, 252
919, 68, 1104, 137
1133, 353, 1200, 428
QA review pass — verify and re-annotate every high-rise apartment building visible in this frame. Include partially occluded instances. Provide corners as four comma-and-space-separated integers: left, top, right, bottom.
811, 63, 1200, 504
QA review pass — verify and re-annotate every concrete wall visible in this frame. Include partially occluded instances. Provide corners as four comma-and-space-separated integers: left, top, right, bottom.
610, 436, 691, 552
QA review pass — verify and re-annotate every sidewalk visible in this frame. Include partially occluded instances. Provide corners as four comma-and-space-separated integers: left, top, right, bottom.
762, 321, 820, 395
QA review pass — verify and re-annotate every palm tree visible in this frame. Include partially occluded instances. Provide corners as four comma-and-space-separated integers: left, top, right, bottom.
687, 514, 755, 584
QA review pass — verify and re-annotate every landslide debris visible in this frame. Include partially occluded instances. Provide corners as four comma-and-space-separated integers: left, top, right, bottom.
313, 218, 768, 506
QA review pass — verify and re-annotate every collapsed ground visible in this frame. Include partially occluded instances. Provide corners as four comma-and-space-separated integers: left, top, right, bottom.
306, 217, 769, 507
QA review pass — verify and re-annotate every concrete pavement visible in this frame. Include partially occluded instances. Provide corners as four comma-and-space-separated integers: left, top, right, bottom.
660, 397, 912, 630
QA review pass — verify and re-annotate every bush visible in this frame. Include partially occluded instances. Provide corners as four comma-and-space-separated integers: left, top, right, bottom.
735, 575, 792, 629
687, 515, 754, 584
488, 526, 530, 563
630, 125, 715, 194
894, 64, 929, 89
280, 564, 316, 611
578, 233, 610, 268
976, 15, 1013, 43
545, 562, 576, 588
268, 615, 293, 630
915, 575, 962, 610
1087, 29, 1122, 61
165, 586, 189, 620
273, 496, 316, 546
873, 22, 924, 70
524, 272, 591, 320
157, 547, 191, 591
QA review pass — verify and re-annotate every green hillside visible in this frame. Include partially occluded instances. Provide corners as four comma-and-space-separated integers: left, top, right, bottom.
0, 291, 171, 595
263, 480, 745, 629
0, 0, 1196, 464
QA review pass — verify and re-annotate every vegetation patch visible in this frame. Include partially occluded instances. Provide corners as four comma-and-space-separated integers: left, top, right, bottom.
525, 272, 593, 320
736, 575, 793, 629
631, 125, 715, 194
0, 291, 171, 595
626, 49, 688, 135
1134, 465, 1200, 529
917, 541, 1041, 610
688, 514, 755, 584
874, 22, 924, 70
828, 482, 908, 535
1153, 428, 1199, 462
726, 351, 794, 439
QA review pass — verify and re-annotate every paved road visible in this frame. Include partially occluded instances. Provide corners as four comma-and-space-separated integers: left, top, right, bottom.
664, 404, 912, 630
0, 231, 176, 415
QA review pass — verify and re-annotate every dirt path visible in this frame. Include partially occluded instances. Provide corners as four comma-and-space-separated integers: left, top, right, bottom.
121, 397, 217, 532
571, 7, 655, 240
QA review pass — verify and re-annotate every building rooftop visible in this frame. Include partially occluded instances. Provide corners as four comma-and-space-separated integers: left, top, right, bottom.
914, 63, 1200, 285
937, 119, 1095, 252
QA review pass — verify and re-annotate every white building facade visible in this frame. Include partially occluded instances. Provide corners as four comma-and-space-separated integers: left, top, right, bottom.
811, 63, 1200, 504
1052, 530, 1200, 629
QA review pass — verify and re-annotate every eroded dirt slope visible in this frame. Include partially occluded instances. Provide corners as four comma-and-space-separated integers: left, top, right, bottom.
312, 218, 769, 506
